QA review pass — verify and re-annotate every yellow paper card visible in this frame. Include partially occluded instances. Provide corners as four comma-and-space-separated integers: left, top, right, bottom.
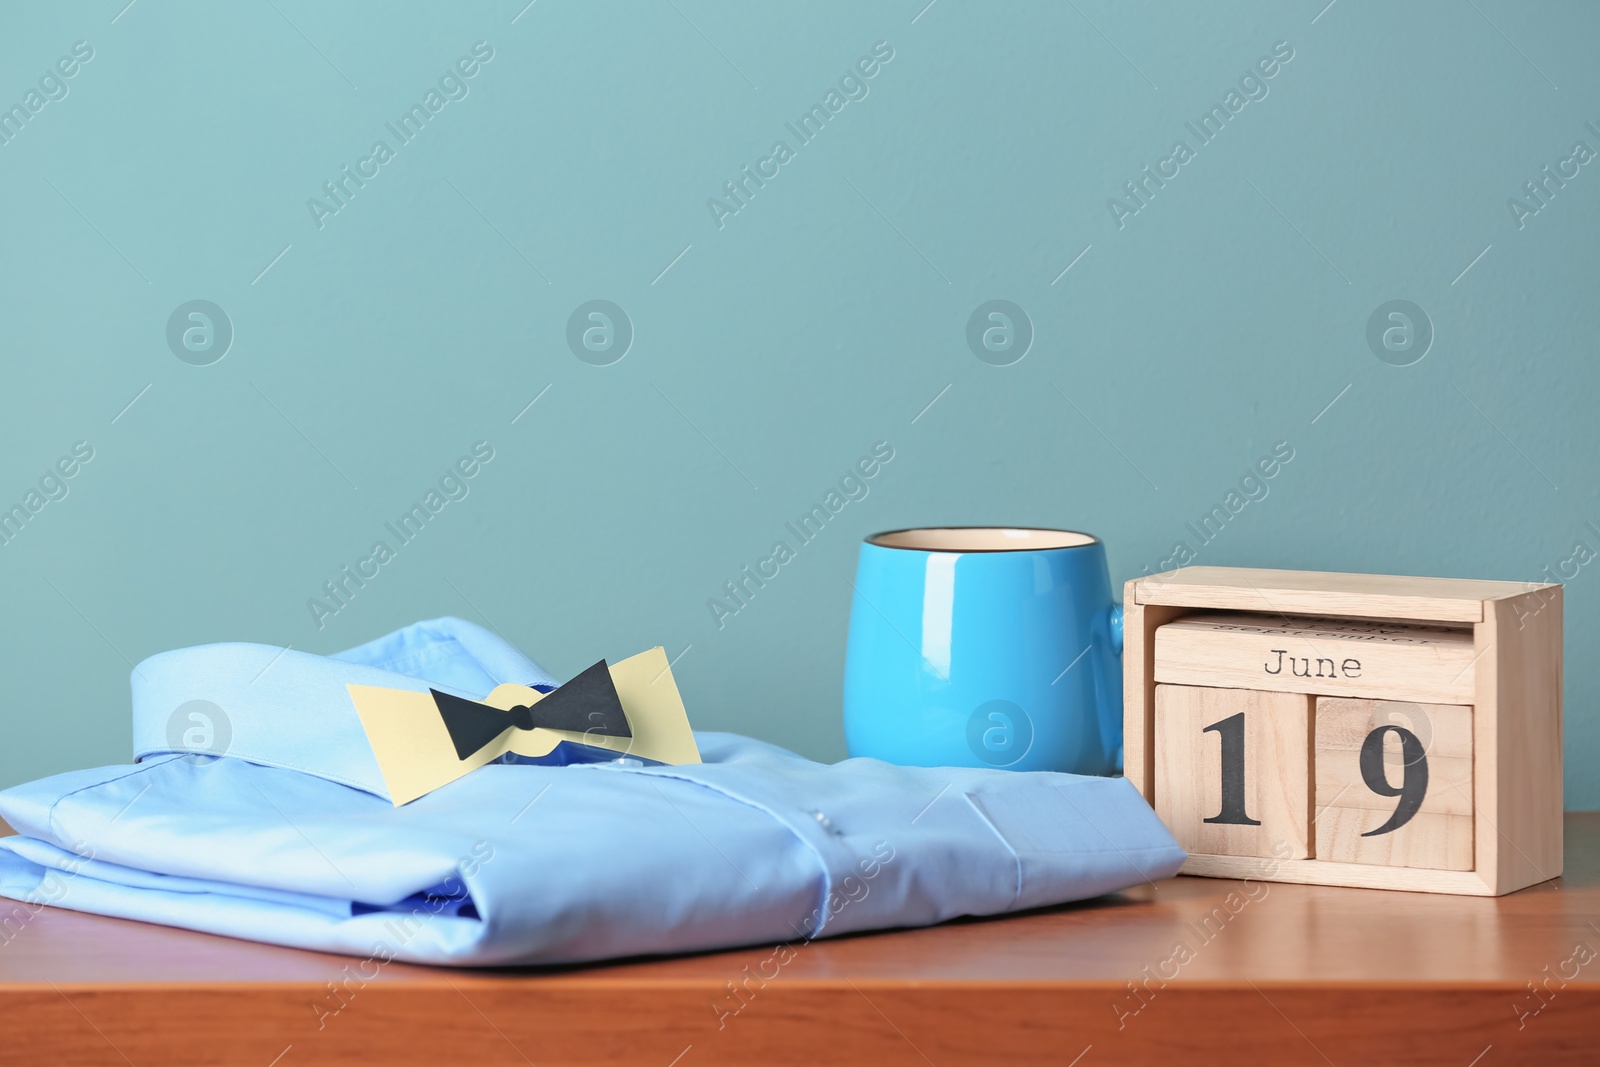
349, 647, 700, 805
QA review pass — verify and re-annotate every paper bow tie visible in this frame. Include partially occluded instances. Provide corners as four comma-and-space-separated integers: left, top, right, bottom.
349, 647, 701, 805
431, 660, 631, 760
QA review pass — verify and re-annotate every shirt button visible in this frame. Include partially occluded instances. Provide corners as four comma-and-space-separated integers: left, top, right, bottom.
812, 810, 840, 834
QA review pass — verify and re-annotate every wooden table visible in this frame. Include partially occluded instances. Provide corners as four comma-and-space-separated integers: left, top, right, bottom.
4, 815, 1599, 1065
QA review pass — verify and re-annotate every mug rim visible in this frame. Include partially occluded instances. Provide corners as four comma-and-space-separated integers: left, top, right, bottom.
865, 526, 1101, 553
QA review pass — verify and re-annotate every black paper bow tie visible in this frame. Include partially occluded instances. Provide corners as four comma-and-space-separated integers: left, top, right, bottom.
431, 660, 632, 761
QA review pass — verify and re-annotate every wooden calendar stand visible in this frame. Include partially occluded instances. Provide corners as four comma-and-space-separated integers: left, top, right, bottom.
1123, 566, 1563, 896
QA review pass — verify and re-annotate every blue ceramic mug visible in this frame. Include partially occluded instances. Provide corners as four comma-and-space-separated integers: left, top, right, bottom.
843, 527, 1122, 774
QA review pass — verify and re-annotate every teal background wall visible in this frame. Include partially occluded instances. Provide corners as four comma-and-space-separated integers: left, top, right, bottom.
3, 1, 1597, 804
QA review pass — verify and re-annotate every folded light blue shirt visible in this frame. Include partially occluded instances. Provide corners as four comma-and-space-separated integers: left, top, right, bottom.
0, 618, 1184, 966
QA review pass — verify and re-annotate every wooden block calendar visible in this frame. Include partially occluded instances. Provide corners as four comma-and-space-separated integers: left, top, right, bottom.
1125, 566, 1563, 896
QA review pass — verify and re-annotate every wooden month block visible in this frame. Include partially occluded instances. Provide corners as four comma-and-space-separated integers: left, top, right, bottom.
1315, 698, 1473, 871
1155, 613, 1476, 704
1154, 684, 1311, 860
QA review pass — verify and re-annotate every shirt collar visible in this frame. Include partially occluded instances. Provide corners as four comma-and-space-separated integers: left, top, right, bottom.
130, 617, 558, 800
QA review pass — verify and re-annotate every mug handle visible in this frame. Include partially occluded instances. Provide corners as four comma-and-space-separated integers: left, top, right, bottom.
1105, 600, 1125, 773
